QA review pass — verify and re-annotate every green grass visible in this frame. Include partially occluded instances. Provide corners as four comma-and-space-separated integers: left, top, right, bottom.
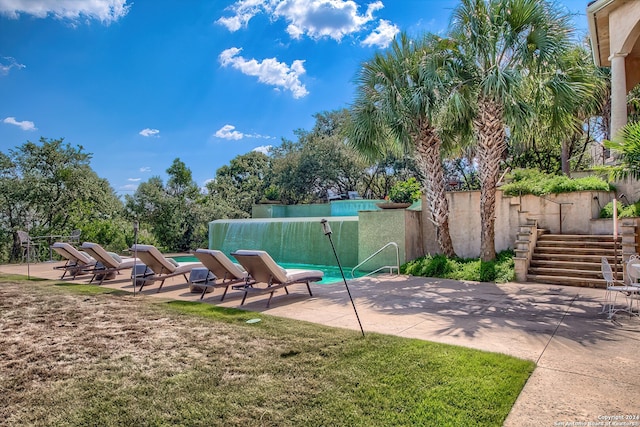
0, 278, 534, 426
400, 250, 515, 283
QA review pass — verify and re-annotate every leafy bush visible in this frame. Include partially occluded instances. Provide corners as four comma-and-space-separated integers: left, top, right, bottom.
401, 250, 515, 283
389, 177, 421, 203
500, 168, 611, 196
479, 261, 496, 282
599, 201, 640, 218
603, 121, 640, 180
264, 185, 281, 201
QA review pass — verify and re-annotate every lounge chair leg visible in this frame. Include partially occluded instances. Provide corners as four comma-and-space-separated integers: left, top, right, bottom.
284, 286, 289, 295
157, 279, 165, 293
200, 285, 208, 300
266, 291, 274, 308
306, 282, 313, 297
241, 291, 248, 306
220, 286, 229, 301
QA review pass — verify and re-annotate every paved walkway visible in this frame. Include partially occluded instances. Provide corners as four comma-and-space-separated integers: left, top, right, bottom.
2, 261, 639, 426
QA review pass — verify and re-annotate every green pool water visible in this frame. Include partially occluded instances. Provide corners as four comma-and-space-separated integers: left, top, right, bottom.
172, 256, 361, 284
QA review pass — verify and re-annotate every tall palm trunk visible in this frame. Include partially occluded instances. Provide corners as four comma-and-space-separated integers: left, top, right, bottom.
474, 97, 506, 262
415, 123, 456, 257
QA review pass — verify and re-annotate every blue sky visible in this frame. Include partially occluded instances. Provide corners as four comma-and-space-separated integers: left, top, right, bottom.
0, 0, 591, 195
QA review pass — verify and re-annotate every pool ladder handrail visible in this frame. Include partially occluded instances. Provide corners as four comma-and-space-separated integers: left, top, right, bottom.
351, 242, 400, 279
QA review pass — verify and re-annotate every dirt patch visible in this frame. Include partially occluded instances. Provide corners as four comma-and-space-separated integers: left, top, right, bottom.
0, 281, 268, 425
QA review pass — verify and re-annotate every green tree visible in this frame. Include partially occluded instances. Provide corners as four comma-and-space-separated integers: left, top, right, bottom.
271, 111, 369, 204
508, 43, 608, 175
603, 120, 640, 180
449, 0, 572, 261
126, 158, 206, 251
0, 137, 123, 261
347, 34, 458, 256
206, 151, 271, 216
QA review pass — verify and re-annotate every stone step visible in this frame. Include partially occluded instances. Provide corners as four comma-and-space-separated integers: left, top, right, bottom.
526, 274, 608, 288
525, 231, 626, 287
534, 247, 619, 256
528, 267, 612, 278
529, 260, 603, 271
536, 240, 618, 249
532, 253, 620, 263
538, 234, 621, 242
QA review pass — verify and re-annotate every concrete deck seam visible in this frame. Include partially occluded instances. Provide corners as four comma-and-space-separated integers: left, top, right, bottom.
536, 292, 579, 365
394, 318, 430, 336
533, 365, 640, 387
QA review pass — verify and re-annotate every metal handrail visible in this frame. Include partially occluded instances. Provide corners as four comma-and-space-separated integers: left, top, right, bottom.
539, 196, 573, 234
351, 242, 400, 279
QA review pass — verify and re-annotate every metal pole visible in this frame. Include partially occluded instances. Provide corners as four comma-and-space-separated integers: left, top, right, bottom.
321, 219, 365, 337
132, 221, 139, 296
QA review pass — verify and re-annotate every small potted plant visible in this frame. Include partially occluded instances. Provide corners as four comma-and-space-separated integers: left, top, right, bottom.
378, 178, 421, 209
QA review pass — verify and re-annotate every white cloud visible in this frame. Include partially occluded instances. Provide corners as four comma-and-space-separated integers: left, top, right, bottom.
215, 124, 244, 140
219, 47, 308, 98
139, 167, 151, 173
139, 128, 160, 137
361, 19, 398, 48
253, 145, 272, 155
218, 0, 384, 42
0, 0, 130, 23
216, 0, 266, 31
3, 116, 36, 131
127, 178, 141, 182
214, 124, 275, 140
274, 0, 383, 41
119, 183, 138, 192
0, 57, 25, 76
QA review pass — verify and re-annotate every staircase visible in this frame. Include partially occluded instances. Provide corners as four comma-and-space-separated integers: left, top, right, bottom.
526, 233, 623, 287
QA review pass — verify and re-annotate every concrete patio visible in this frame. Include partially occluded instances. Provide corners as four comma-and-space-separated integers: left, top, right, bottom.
1, 260, 639, 426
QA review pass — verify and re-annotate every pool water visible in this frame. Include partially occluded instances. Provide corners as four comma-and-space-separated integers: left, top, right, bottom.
172, 256, 362, 284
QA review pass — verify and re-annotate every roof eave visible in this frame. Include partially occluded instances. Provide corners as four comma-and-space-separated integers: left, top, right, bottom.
587, 0, 616, 67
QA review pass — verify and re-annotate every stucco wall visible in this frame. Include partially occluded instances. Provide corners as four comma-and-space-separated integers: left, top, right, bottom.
358, 209, 424, 270
422, 190, 616, 259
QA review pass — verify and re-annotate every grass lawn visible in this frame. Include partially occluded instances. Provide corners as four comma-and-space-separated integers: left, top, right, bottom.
0, 276, 535, 426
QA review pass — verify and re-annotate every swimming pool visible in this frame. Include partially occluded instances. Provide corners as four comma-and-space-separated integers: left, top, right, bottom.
172, 256, 361, 284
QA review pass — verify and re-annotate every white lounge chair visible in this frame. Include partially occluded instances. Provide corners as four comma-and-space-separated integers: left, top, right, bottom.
51, 242, 96, 279
231, 249, 323, 307
192, 249, 252, 300
130, 244, 202, 292
80, 242, 137, 285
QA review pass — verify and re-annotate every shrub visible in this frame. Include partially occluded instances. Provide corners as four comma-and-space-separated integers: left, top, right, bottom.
599, 201, 640, 218
500, 168, 611, 196
389, 178, 421, 203
264, 185, 281, 201
400, 250, 515, 283
479, 261, 496, 282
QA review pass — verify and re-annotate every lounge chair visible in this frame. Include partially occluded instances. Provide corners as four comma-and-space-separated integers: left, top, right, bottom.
80, 242, 137, 285
51, 242, 96, 279
231, 249, 323, 307
130, 244, 202, 292
192, 249, 252, 300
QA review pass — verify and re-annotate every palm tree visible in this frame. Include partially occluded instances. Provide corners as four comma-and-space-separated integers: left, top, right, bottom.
604, 120, 640, 180
510, 44, 608, 175
449, 0, 572, 261
347, 33, 458, 257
